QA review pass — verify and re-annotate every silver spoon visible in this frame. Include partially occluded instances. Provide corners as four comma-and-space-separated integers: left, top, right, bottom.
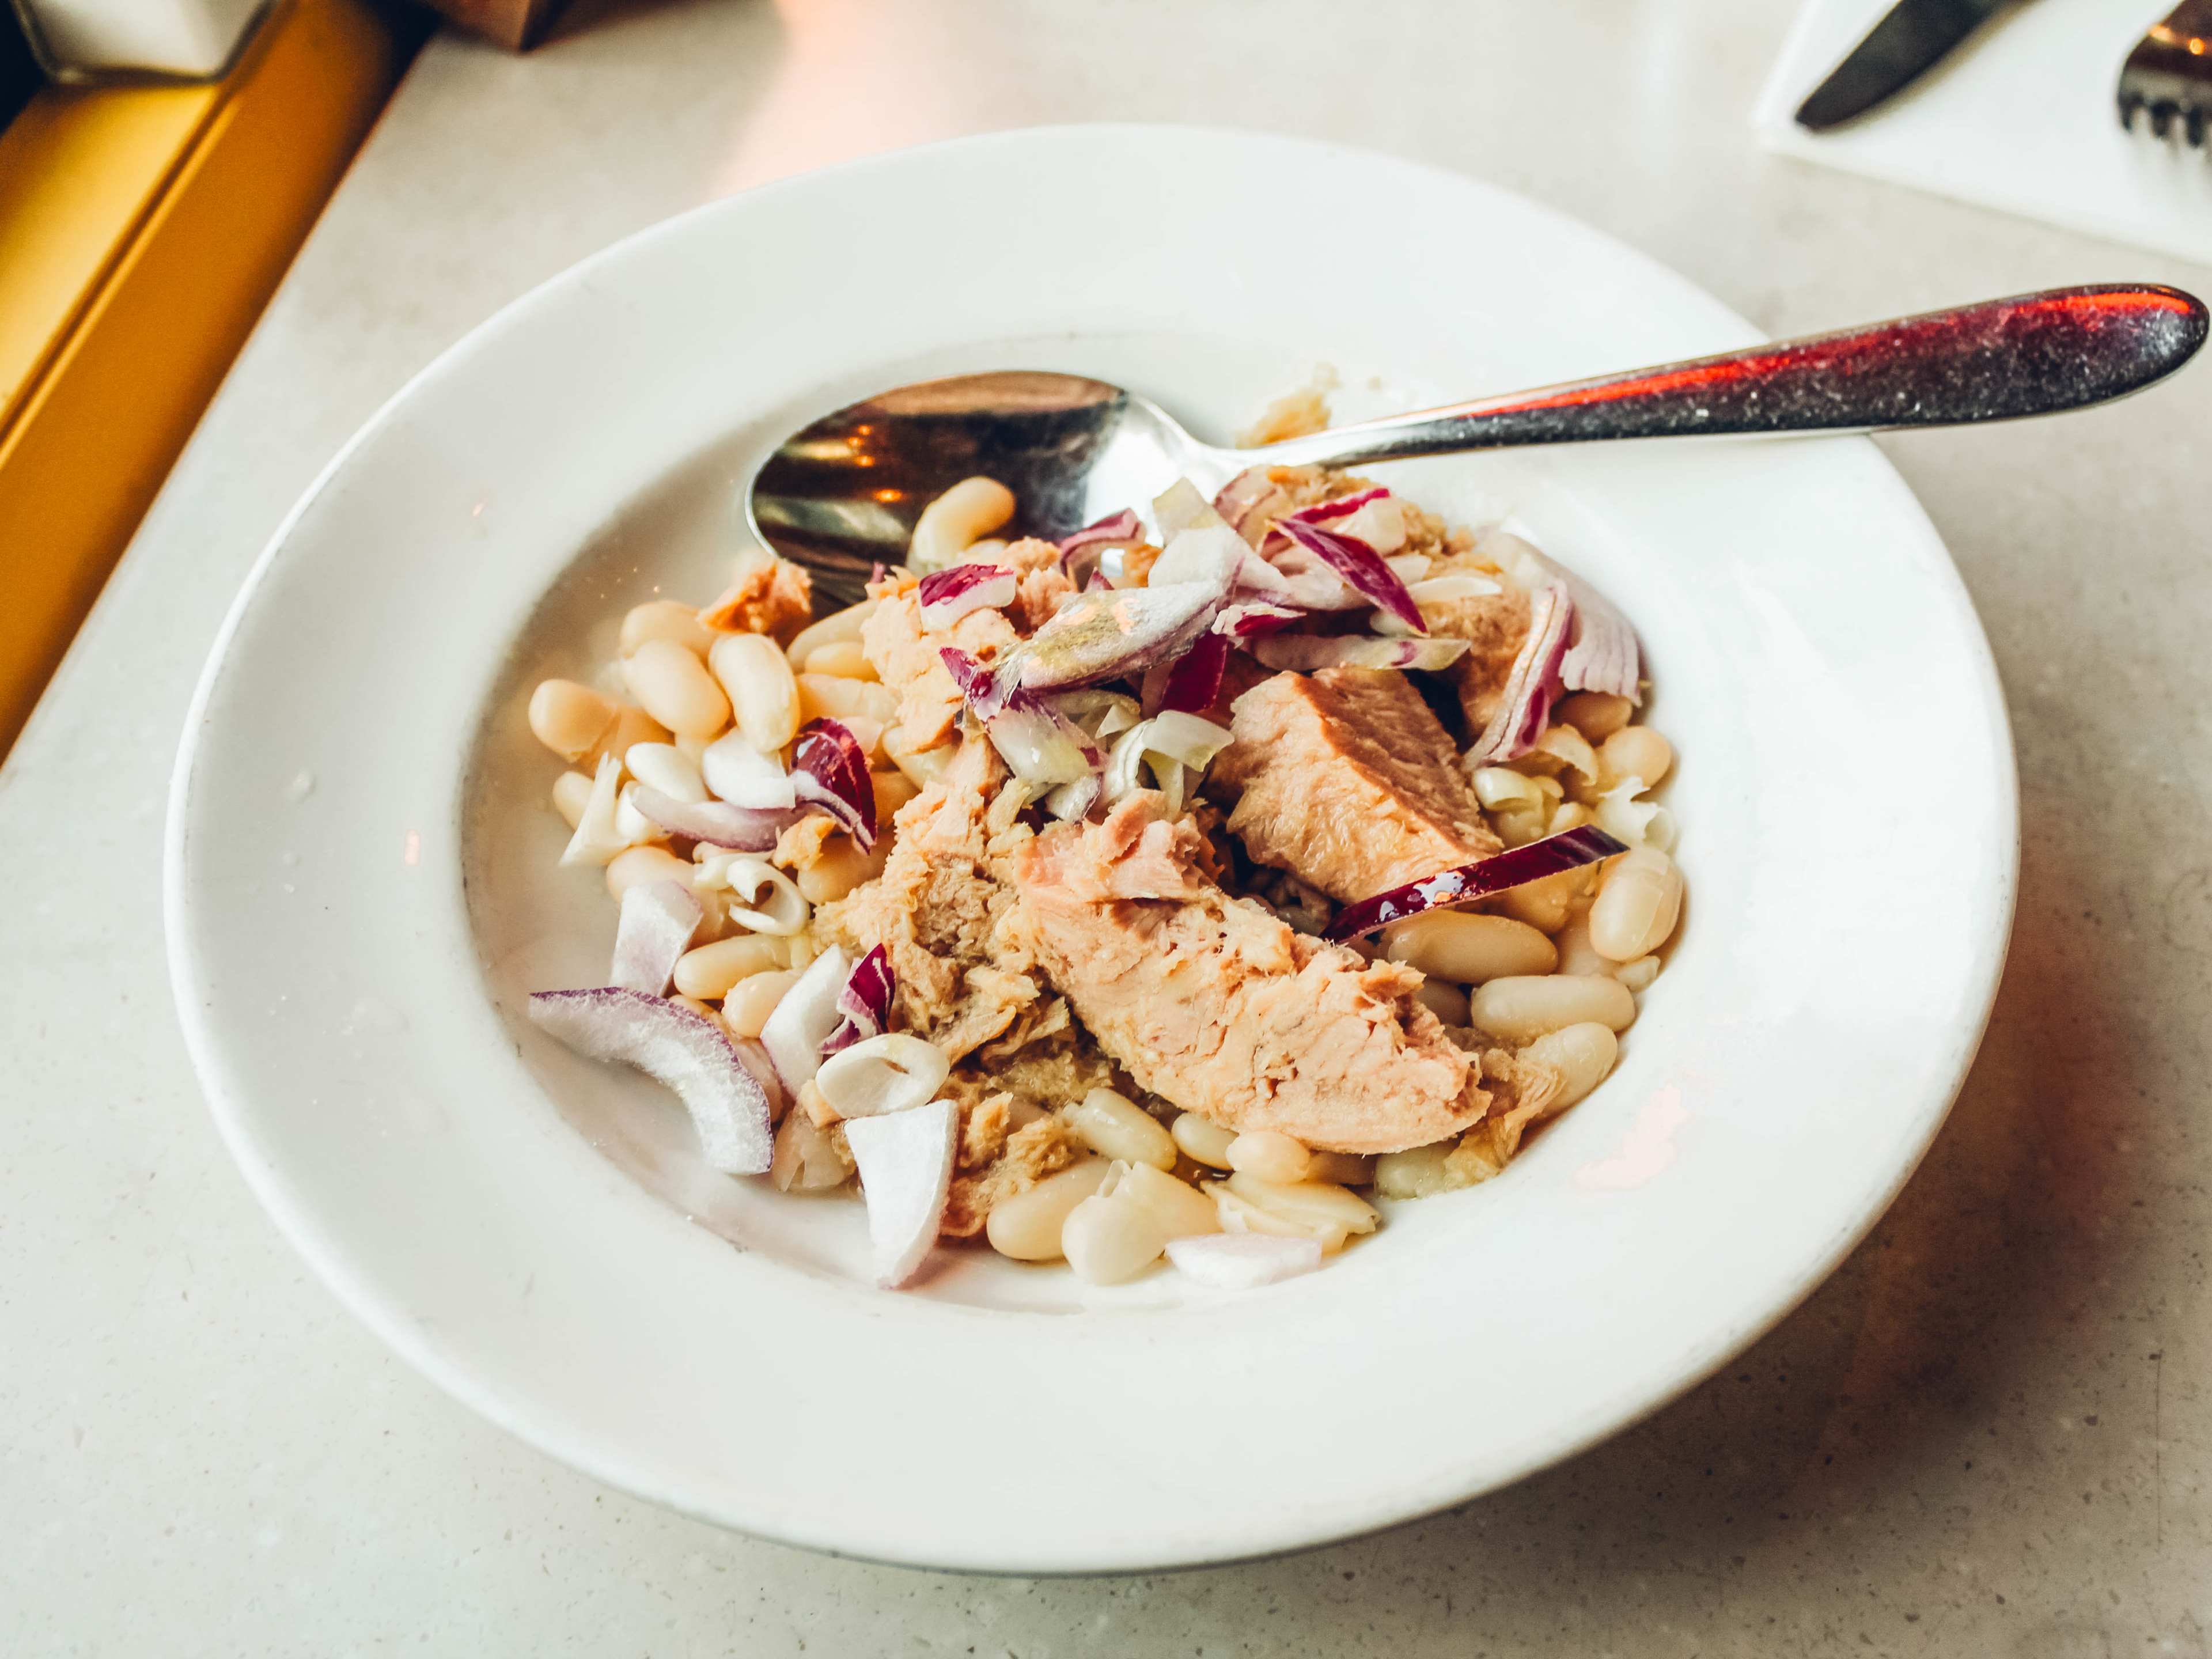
749, 283, 2206, 605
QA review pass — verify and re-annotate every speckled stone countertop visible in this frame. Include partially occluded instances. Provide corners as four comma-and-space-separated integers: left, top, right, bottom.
6, 1, 2208, 1650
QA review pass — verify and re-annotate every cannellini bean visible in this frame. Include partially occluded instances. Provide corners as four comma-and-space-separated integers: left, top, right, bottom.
723, 968, 800, 1038
783, 599, 878, 670
624, 741, 707, 804
672, 934, 786, 999
604, 844, 693, 903
1373, 1142, 1464, 1200
797, 836, 888, 905
528, 679, 616, 760
1063, 1088, 1176, 1170
883, 726, 953, 788
1548, 801, 1593, 835
1226, 1130, 1310, 1184
1414, 977, 1469, 1026
1226, 1173, 1380, 1237
620, 598, 717, 658
1471, 766, 1546, 812
770, 1105, 854, 1192
1615, 955, 1661, 993
1171, 1112, 1237, 1169
1113, 1162, 1221, 1239
1211, 1184, 1350, 1253
1497, 862, 1593, 934
813, 1033, 949, 1120
586, 703, 671, 768
551, 769, 594, 828
1523, 1022, 1619, 1111
963, 537, 1009, 563
1468, 974, 1636, 1044
1061, 1185, 1172, 1285
908, 476, 1015, 572
709, 632, 800, 753
1588, 846, 1683, 962
622, 639, 730, 740
1599, 725, 1673, 791
802, 639, 876, 680
797, 672, 897, 727
1556, 691, 1634, 741
1553, 913, 1609, 977
1308, 1150, 1376, 1187
872, 770, 920, 823
1382, 911, 1557, 984
985, 1160, 1112, 1260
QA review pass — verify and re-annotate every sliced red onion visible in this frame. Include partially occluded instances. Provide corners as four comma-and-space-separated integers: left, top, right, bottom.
822, 944, 895, 1056
1212, 467, 1282, 541
609, 879, 702, 995
844, 1096, 958, 1288
760, 944, 852, 1093
1017, 580, 1227, 691
1282, 486, 1389, 528
1467, 581, 1574, 763
526, 987, 773, 1175
1213, 600, 1303, 639
631, 785, 806, 851
1331, 494, 1408, 556
1042, 771, 1103, 822
1058, 509, 1142, 558
1147, 632, 1229, 715
917, 563, 1017, 631
1153, 477, 1232, 539
1323, 824, 1627, 942
792, 718, 876, 850
1480, 530, 1642, 704
1275, 517, 1426, 635
982, 700, 1101, 789
701, 730, 797, 810
1166, 1232, 1323, 1289
1249, 635, 1472, 673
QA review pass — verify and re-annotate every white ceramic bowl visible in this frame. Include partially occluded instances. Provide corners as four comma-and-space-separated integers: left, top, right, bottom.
166, 125, 2016, 1573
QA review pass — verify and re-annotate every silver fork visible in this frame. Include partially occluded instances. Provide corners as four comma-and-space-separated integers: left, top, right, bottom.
2119, 0, 2212, 145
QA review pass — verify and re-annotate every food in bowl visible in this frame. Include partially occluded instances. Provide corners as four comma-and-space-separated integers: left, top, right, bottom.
520, 460, 1681, 1291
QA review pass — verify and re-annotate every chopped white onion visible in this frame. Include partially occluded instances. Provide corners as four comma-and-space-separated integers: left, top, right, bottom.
1408, 573, 1503, 604
624, 741, 707, 804
1141, 710, 1234, 770
759, 944, 852, 1093
701, 730, 797, 810
844, 1097, 959, 1288
559, 753, 632, 866
1165, 1232, 1323, 1290
609, 879, 702, 995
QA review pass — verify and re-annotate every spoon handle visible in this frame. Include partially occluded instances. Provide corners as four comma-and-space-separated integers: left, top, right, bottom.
1245, 285, 2207, 470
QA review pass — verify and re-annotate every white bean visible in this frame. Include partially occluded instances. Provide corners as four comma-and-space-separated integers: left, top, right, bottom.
1599, 725, 1673, 791
621, 640, 730, 740
528, 679, 615, 760
784, 599, 878, 671
796, 837, 888, 905
1588, 846, 1683, 962
551, 769, 594, 828
1060, 1187, 1171, 1285
872, 770, 920, 823
986, 1160, 1112, 1260
672, 934, 786, 999
1373, 1142, 1460, 1200
1556, 691, 1633, 742
1225, 1172, 1380, 1237
1063, 1088, 1176, 1170
585, 703, 670, 768
908, 476, 1014, 572
1225, 1130, 1310, 1184
722, 968, 799, 1038
1615, 955, 1661, 993
802, 640, 876, 680
1495, 862, 1593, 934
1171, 1112, 1237, 1169
620, 599, 717, 658
1210, 1184, 1350, 1253
709, 632, 800, 753
1522, 1022, 1619, 1111
1414, 978, 1469, 1026
1382, 911, 1557, 984
1553, 913, 1609, 977
624, 741, 707, 804
1468, 974, 1636, 1044
604, 844, 692, 903
882, 725, 952, 788
1112, 1162, 1220, 1239
797, 672, 897, 727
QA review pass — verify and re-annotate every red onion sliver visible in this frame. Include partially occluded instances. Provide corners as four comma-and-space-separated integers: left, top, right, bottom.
1211, 467, 1282, 543
917, 563, 1017, 631
526, 987, 775, 1174
792, 718, 877, 849
1151, 632, 1229, 715
823, 944, 896, 1056
975, 580, 1226, 702
1248, 635, 1471, 673
1275, 517, 1426, 634
1057, 509, 1141, 556
1281, 486, 1389, 528
1213, 600, 1303, 639
1467, 582, 1574, 763
631, 785, 807, 851
1323, 825, 1628, 942
608, 879, 702, 995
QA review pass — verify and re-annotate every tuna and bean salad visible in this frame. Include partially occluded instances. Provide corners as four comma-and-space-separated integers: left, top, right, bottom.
522, 457, 1681, 1291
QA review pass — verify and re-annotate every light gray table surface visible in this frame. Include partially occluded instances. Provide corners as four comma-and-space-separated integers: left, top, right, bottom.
7, 1, 2209, 1652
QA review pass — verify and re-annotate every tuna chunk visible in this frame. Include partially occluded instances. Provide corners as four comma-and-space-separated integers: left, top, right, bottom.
1212, 666, 1500, 904
1008, 795, 1486, 1154
812, 736, 1041, 1062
